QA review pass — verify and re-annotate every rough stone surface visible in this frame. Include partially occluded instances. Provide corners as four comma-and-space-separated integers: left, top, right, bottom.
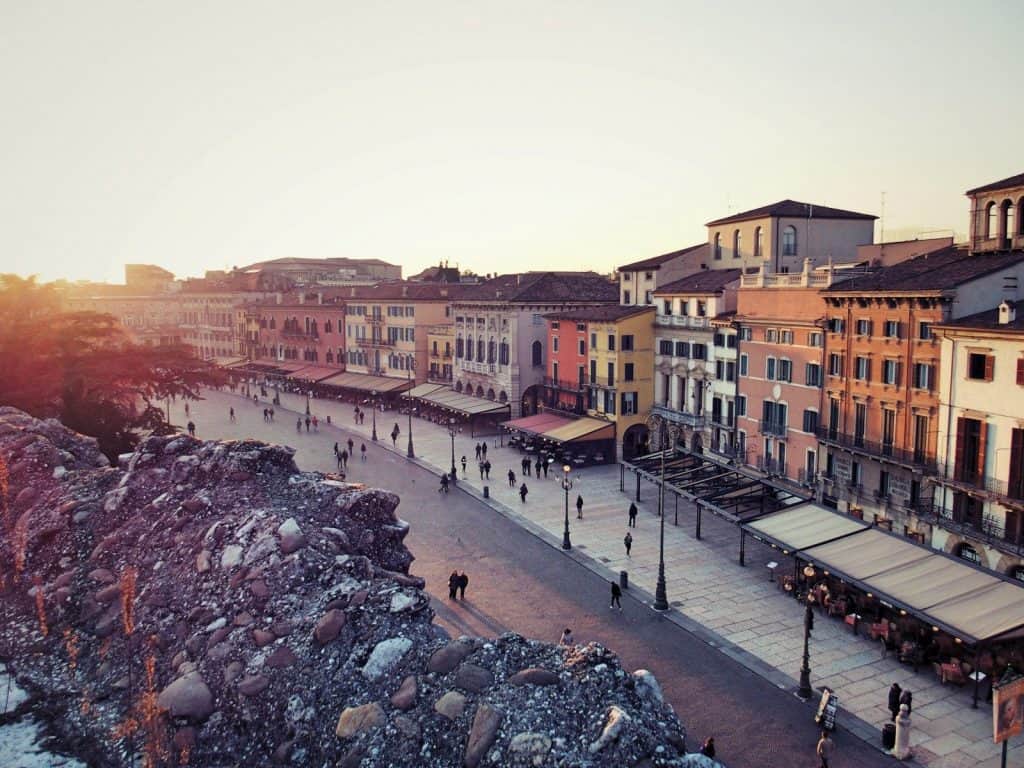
0, 408, 699, 768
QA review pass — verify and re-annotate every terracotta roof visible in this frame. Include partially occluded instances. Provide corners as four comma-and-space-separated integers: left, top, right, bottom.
618, 243, 707, 272
654, 269, 742, 296
937, 300, 1024, 332
543, 305, 655, 322
824, 247, 1024, 293
458, 273, 618, 303
705, 199, 877, 227
965, 172, 1024, 196
336, 282, 475, 300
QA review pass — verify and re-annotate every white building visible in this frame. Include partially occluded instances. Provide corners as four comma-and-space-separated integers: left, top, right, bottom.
617, 244, 709, 306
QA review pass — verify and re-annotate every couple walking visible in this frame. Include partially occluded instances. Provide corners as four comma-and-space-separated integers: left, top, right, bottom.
448, 571, 469, 600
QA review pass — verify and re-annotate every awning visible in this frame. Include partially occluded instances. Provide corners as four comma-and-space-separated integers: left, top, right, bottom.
319, 372, 412, 393
404, 383, 447, 399
927, 583, 1024, 644
802, 529, 933, 582
543, 417, 615, 444
289, 365, 344, 382
743, 502, 868, 552
416, 387, 510, 416
212, 356, 247, 368
502, 413, 573, 436
273, 362, 309, 373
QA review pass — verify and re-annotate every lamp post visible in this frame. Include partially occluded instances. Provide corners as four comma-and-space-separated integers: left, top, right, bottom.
370, 390, 378, 441
646, 415, 677, 612
798, 564, 817, 698
447, 418, 460, 485
406, 363, 415, 458
305, 389, 311, 415
560, 464, 574, 550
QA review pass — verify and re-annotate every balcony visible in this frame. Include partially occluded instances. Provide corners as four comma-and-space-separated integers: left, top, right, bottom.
281, 329, 319, 339
920, 504, 1024, 556
362, 337, 395, 349
460, 361, 497, 375
815, 426, 937, 473
427, 373, 453, 385
543, 376, 585, 392
366, 315, 384, 325
932, 472, 1024, 507
760, 419, 788, 437
710, 413, 734, 429
655, 315, 711, 330
652, 404, 704, 428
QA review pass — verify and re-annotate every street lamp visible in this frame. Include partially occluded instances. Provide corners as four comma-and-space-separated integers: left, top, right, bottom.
798, 564, 817, 698
645, 415, 678, 612
560, 464, 574, 550
406, 361, 415, 458
370, 390, 378, 442
305, 389, 311, 415
447, 418, 460, 485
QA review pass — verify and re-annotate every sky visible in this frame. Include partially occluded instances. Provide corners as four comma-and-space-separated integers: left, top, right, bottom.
1, 1, 1022, 284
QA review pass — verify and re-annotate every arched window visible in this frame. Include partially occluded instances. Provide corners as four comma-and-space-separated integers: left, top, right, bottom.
456, 335, 464, 359
455, 381, 463, 393
488, 337, 496, 364
783, 226, 797, 256
269, 318, 276, 330
499, 338, 509, 366
713, 232, 722, 260
477, 337, 485, 362
486, 388, 495, 401
754, 226, 763, 258
476, 385, 484, 398
499, 391, 508, 403
465, 335, 474, 361
955, 542, 981, 565
986, 201, 998, 239
531, 340, 543, 367
733, 229, 742, 259
1018, 198, 1024, 236
1002, 200, 1015, 246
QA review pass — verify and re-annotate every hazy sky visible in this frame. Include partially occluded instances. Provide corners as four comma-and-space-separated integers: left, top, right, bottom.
2, 1, 1022, 284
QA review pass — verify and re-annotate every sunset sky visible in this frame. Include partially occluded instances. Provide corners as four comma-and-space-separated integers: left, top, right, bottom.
2, 1, 1021, 284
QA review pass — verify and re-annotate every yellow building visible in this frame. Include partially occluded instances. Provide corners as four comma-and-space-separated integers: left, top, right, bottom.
426, 325, 454, 384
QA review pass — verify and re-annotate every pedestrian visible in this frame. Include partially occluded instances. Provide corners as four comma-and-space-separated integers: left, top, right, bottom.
326, 414, 331, 425
479, 462, 485, 480
624, 531, 632, 556
296, 418, 302, 433
305, 416, 311, 432
312, 415, 319, 432
899, 688, 912, 715
484, 460, 491, 479
361, 443, 367, 461
542, 459, 548, 478
461, 456, 467, 476
628, 502, 638, 527
391, 427, 398, 447
229, 407, 235, 422
887, 682, 902, 722
340, 449, 348, 468
448, 571, 459, 600
253, 394, 258, 404
816, 730, 834, 768
336, 452, 344, 472
263, 408, 268, 422
521, 457, 529, 476
508, 469, 516, 487
534, 458, 541, 478
700, 737, 716, 759
348, 438, 354, 456
519, 483, 528, 503
481, 443, 487, 459
269, 407, 274, 421
187, 421, 196, 437
334, 442, 340, 457
559, 628, 574, 646
475, 443, 481, 461
576, 494, 584, 520
354, 407, 360, 424
458, 571, 468, 599
610, 580, 622, 611
359, 411, 364, 425
184, 402, 190, 417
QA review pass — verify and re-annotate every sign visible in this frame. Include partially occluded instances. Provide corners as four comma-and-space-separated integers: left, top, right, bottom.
815, 687, 839, 732
994, 673, 1024, 743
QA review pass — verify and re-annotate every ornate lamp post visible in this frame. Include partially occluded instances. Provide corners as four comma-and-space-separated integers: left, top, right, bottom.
645, 415, 678, 611
447, 418, 460, 485
798, 563, 817, 698
406, 361, 415, 458
370, 389, 378, 442
560, 464, 574, 550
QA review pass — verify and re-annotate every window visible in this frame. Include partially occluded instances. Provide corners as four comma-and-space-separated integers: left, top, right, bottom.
714, 232, 722, 260
644, 271, 653, 280
552, 362, 558, 382
691, 343, 707, 360
851, 460, 862, 487
913, 362, 933, 390
879, 471, 890, 497
780, 330, 793, 344
854, 356, 870, 381
623, 290, 631, 304
986, 201, 998, 239
884, 320, 900, 339
675, 341, 689, 357
531, 340, 542, 367
578, 339, 585, 355
827, 317, 845, 334
607, 334, 616, 351
882, 359, 900, 385
739, 327, 752, 341
778, 359, 792, 382
697, 301, 707, 317
882, 408, 896, 454
551, 321, 560, 330
552, 336, 559, 353
624, 363, 635, 381
805, 363, 821, 387
736, 395, 747, 416
739, 354, 749, 376
714, 332, 726, 347
725, 362, 736, 382
1018, 358, 1024, 386
828, 353, 844, 376
765, 329, 778, 343
659, 339, 672, 355
856, 319, 872, 336
957, 543, 981, 564
607, 362, 615, 386
766, 357, 777, 380
802, 409, 819, 434
808, 331, 823, 347
644, 290, 653, 305
620, 392, 638, 415
680, 301, 689, 316
967, 352, 994, 381
733, 229, 741, 258
591, 332, 597, 348
456, 336, 464, 358
590, 359, 597, 382
716, 360, 724, 379
918, 322, 932, 340
663, 299, 673, 315
782, 225, 797, 256
754, 226, 763, 258
621, 334, 634, 351
576, 323, 585, 332
499, 339, 509, 365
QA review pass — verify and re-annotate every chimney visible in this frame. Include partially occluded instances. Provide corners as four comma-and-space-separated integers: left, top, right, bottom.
998, 301, 1016, 325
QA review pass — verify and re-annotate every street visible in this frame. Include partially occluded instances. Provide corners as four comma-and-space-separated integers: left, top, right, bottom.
177, 390, 893, 767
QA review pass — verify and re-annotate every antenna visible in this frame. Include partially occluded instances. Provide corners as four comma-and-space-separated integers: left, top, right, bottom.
880, 191, 886, 245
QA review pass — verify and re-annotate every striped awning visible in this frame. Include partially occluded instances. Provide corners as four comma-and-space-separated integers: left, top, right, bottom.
319, 372, 413, 393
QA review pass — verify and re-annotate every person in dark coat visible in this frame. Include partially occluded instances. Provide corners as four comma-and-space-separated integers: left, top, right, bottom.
888, 683, 903, 721
899, 688, 912, 715
535, 458, 542, 478
508, 469, 516, 487
448, 571, 459, 600
481, 443, 487, 459
576, 494, 584, 520
461, 456, 467, 475
340, 449, 348, 468
458, 572, 468, 599
542, 459, 548, 478
519, 483, 528, 503
484, 460, 491, 479
475, 443, 481, 461
700, 737, 716, 758
624, 531, 633, 556
628, 502, 638, 527
348, 437, 354, 456
187, 421, 196, 437
610, 580, 622, 611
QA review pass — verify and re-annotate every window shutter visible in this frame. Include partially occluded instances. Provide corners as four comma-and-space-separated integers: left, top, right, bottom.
976, 421, 988, 483
865, 360, 872, 383
1006, 509, 1021, 546
984, 355, 995, 381
1017, 358, 1024, 386
1009, 428, 1024, 500
954, 417, 967, 481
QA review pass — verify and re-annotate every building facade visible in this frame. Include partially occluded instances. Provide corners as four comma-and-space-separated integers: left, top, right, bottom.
426, 325, 454, 385
254, 295, 347, 367
967, 172, 1024, 253
617, 244, 709, 306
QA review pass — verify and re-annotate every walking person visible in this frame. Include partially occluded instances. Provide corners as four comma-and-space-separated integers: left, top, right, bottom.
610, 580, 622, 611
187, 421, 196, 437
312, 415, 319, 432
336, 452, 344, 473
899, 688, 912, 715
576, 494, 584, 520
184, 402, 190, 417
700, 737, 716, 759
457, 571, 468, 600
519, 483, 528, 503
508, 469, 516, 488
461, 456, 467, 476
479, 462, 485, 480
347, 438, 354, 456
229, 407, 235, 422
542, 459, 548, 478
448, 571, 459, 600
816, 730, 834, 768
559, 628, 575, 646
534, 458, 542, 478
481, 443, 487, 460
360, 443, 367, 461
305, 416, 311, 432
269, 407, 275, 421
887, 682, 903, 722
296, 418, 302, 433
475, 443, 481, 461
391, 427, 398, 447
628, 502, 638, 527
521, 457, 529, 476
334, 442, 339, 458
340, 449, 348, 469
624, 531, 633, 557
483, 460, 491, 479
263, 408, 268, 422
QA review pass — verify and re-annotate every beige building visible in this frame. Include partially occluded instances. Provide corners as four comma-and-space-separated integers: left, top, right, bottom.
617, 243, 710, 306
426, 325, 454, 385
967, 171, 1024, 253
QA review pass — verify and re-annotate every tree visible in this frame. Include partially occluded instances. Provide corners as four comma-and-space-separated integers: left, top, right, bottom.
0, 275, 224, 459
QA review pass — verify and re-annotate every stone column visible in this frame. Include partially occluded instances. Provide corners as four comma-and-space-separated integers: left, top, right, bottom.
893, 703, 911, 759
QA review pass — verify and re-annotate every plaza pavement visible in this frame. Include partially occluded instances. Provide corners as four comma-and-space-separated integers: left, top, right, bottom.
209, 387, 1016, 767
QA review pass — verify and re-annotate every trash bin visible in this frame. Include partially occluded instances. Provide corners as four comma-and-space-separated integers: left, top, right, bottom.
619, 571, 628, 590
882, 722, 896, 750
483, 486, 489, 499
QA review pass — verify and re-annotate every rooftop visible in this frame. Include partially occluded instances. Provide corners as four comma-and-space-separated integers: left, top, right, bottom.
965, 172, 1024, 196
458, 272, 619, 303
654, 268, 742, 296
705, 199, 877, 227
824, 246, 1024, 294
618, 242, 707, 272
936, 299, 1024, 332
240, 257, 399, 272
543, 305, 655, 322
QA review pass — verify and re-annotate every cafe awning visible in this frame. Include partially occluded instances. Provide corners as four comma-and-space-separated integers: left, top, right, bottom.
502, 413, 573, 436
319, 372, 412, 393
416, 387, 510, 417
743, 502, 868, 552
404, 382, 447, 399
212, 356, 247, 368
289, 365, 344, 382
543, 417, 615, 444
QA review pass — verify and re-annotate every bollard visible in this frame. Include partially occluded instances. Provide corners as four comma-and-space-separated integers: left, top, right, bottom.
893, 703, 911, 759
620, 571, 628, 590
483, 486, 489, 499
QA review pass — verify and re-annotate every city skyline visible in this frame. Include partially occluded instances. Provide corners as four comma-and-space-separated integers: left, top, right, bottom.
2, 1, 1021, 283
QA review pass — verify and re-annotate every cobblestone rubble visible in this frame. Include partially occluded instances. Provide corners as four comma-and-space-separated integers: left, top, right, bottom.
0, 407, 718, 767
